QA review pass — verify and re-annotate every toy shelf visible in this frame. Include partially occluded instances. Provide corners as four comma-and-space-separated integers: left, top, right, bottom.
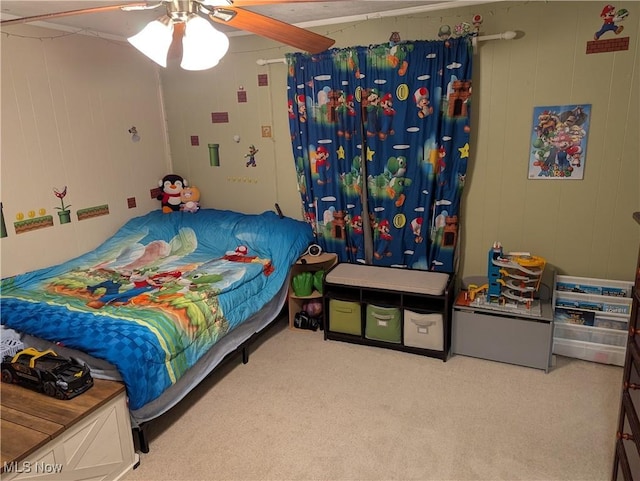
287, 252, 337, 331
552, 274, 633, 367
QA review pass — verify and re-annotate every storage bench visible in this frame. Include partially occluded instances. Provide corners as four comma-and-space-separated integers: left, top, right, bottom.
322, 263, 454, 360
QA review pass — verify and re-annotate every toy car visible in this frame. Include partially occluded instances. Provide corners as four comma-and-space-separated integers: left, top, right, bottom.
1, 347, 93, 400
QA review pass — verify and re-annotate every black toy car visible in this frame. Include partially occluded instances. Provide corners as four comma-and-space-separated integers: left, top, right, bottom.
1, 347, 93, 400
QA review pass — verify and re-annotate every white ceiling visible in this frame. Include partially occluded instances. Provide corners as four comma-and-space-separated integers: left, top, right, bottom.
0, 1, 499, 41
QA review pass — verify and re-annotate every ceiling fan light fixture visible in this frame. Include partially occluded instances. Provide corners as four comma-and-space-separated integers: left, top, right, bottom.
208, 8, 236, 22
127, 16, 174, 68
180, 15, 229, 71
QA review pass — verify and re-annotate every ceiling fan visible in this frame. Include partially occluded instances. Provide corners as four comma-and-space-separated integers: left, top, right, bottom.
0, 0, 337, 70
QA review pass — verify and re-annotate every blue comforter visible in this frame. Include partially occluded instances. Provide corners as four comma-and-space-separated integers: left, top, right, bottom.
1, 209, 313, 409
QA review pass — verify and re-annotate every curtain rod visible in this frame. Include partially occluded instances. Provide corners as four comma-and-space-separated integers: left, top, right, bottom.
256, 31, 517, 65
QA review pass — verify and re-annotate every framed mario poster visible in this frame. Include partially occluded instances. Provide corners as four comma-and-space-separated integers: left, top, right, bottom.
528, 104, 591, 180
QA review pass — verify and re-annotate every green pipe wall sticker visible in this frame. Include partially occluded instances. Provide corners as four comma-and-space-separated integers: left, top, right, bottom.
209, 143, 220, 166
1, 202, 6, 238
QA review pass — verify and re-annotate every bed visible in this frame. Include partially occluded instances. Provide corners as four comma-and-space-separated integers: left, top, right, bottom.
0, 208, 313, 451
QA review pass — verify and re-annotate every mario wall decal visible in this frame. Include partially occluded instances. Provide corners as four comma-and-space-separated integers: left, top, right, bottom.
586, 4, 630, 54
594, 4, 628, 40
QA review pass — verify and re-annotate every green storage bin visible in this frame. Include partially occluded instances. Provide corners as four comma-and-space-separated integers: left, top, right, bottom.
365, 304, 401, 343
329, 299, 361, 335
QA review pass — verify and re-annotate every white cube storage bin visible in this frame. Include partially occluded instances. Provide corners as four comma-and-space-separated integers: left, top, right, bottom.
403, 310, 443, 350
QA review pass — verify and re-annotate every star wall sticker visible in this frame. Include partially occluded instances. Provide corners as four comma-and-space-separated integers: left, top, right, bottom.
337, 146, 346, 160
458, 143, 470, 158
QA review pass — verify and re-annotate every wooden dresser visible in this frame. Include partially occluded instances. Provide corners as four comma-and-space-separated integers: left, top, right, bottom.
1, 379, 138, 481
611, 212, 640, 480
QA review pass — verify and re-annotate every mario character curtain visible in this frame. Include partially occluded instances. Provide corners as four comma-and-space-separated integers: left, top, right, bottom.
287, 36, 472, 273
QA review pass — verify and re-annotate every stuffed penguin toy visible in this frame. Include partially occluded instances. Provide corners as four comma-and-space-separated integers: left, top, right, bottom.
157, 174, 187, 213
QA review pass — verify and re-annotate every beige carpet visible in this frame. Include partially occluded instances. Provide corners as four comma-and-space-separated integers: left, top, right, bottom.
123, 317, 622, 481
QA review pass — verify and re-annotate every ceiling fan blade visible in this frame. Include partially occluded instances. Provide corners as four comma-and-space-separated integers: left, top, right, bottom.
210, 7, 334, 54
0, 2, 149, 27
167, 21, 185, 62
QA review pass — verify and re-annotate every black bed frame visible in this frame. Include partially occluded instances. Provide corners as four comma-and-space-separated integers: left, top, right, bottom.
132, 313, 286, 454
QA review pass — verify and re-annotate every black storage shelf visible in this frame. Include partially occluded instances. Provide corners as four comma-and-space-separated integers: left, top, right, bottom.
322, 262, 455, 361
324, 329, 447, 358
324, 284, 360, 302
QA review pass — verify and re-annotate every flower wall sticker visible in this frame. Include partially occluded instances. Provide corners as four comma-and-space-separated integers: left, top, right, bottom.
54, 186, 72, 224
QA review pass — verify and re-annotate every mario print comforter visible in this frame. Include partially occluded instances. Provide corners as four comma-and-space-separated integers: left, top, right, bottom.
0, 209, 313, 409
